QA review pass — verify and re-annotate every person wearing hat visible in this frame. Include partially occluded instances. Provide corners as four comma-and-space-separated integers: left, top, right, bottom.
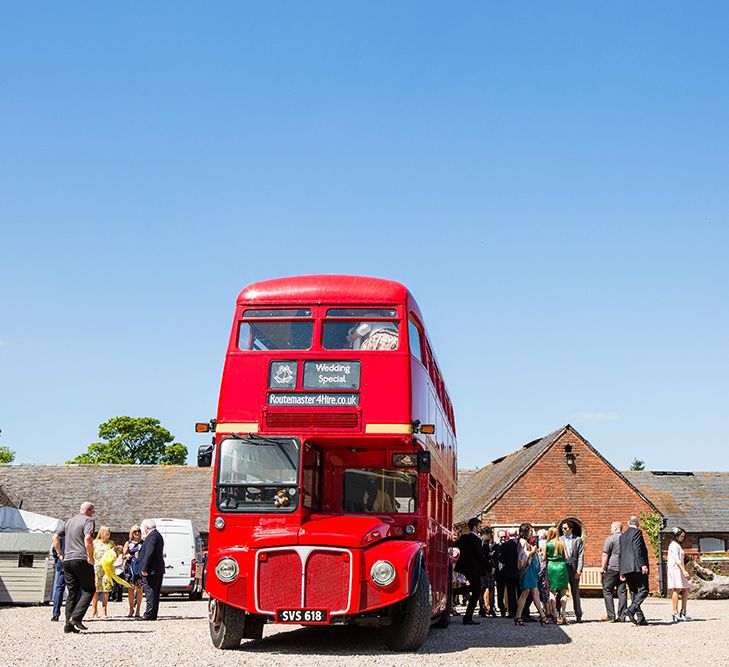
347, 322, 399, 350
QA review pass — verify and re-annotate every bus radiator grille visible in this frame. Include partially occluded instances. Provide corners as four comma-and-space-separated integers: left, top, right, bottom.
304, 552, 350, 611
258, 552, 302, 611
265, 412, 359, 429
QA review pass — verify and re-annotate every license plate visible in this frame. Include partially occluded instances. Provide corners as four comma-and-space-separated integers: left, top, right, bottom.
276, 608, 329, 624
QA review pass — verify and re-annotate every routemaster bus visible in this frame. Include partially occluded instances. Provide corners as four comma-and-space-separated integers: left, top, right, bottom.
196, 275, 457, 651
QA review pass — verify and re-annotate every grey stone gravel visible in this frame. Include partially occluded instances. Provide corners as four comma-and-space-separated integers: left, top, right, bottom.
0, 597, 724, 667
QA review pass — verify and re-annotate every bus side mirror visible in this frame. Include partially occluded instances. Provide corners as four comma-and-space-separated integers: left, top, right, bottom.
197, 444, 214, 467
417, 451, 431, 473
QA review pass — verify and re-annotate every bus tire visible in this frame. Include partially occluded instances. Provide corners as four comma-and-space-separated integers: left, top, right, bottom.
383, 568, 431, 651
208, 598, 245, 649
432, 568, 452, 629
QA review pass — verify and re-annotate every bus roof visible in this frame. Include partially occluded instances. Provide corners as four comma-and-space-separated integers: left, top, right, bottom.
237, 275, 415, 308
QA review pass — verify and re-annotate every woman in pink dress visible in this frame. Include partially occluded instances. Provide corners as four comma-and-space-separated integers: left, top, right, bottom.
667, 527, 691, 622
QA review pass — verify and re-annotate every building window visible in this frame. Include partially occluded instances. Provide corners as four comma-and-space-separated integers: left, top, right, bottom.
699, 537, 725, 553
18, 554, 34, 568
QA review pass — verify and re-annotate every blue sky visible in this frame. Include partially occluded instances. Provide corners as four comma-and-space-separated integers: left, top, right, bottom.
1, 3, 727, 472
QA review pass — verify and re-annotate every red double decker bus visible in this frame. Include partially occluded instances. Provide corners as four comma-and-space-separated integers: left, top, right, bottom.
197, 275, 457, 651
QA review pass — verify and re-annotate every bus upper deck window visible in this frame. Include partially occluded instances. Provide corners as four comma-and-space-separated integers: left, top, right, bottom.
238, 320, 313, 351
408, 319, 423, 363
322, 321, 399, 350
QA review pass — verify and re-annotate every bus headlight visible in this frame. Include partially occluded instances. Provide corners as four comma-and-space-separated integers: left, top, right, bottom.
215, 557, 239, 582
214, 517, 226, 530
370, 560, 396, 587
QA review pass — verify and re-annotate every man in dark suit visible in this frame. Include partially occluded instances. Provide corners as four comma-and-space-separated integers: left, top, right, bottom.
138, 519, 166, 621
619, 515, 650, 625
497, 530, 519, 618
454, 517, 486, 625
560, 521, 585, 622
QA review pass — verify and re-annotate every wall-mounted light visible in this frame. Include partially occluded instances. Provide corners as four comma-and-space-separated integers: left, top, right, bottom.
564, 444, 578, 466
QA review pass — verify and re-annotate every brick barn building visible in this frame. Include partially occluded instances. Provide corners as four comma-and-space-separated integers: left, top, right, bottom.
455, 425, 663, 590
625, 470, 729, 579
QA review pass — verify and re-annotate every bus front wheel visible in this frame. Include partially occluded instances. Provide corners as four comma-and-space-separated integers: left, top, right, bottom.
383, 568, 431, 651
209, 598, 245, 649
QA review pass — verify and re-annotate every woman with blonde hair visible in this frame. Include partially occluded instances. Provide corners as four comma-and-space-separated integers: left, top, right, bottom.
543, 526, 569, 624
123, 525, 144, 617
91, 526, 114, 618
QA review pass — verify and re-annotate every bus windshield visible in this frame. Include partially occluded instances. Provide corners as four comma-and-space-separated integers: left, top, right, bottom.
219, 436, 298, 484
217, 436, 300, 512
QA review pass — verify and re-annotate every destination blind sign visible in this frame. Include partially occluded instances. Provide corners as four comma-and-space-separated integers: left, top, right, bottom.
303, 361, 360, 390
267, 392, 359, 407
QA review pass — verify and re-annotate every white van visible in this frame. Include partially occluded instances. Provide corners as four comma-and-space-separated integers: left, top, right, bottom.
145, 518, 204, 600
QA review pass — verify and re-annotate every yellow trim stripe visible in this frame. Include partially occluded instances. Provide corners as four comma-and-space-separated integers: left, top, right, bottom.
215, 422, 259, 433
365, 423, 413, 435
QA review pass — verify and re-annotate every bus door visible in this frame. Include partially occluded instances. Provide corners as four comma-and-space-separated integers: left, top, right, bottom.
427, 476, 447, 612
302, 441, 322, 512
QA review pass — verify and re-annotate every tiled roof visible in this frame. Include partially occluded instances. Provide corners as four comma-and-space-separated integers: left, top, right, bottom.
0, 464, 213, 534
623, 471, 729, 533
454, 426, 568, 525
456, 468, 479, 495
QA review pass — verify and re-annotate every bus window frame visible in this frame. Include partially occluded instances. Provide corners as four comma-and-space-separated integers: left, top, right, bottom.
236, 316, 315, 352
341, 467, 419, 515
408, 315, 424, 364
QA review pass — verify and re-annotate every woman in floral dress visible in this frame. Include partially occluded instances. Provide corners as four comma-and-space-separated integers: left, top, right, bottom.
91, 525, 114, 618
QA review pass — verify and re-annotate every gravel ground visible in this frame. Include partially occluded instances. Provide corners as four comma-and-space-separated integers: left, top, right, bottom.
1, 596, 724, 667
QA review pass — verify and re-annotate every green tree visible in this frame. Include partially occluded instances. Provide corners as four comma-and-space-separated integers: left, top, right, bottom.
0, 429, 16, 463
630, 458, 645, 471
0, 445, 15, 463
67, 416, 187, 465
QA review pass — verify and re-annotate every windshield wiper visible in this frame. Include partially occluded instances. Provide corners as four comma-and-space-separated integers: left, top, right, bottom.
238, 433, 287, 446
228, 433, 297, 471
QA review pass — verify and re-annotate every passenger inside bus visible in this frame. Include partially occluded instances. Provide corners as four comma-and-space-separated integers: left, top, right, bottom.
348, 322, 399, 350
322, 320, 399, 350
343, 469, 415, 514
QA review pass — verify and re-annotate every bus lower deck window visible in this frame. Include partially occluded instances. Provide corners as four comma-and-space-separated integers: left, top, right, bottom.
343, 468, 416, 513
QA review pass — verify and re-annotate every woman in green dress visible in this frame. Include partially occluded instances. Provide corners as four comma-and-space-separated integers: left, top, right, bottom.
543, 526, 569, 624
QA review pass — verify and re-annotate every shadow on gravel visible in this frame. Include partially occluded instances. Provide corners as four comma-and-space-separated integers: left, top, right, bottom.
642, 618, 713, 626
83, 629, 154, 635
234, 616, 571, 655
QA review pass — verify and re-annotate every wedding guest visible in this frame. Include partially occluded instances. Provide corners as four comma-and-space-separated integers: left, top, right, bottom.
513, 523, 551, 626
91, 526, 115, 618
544, 526, 569, 624
479, 526, 497, 617
601, 521, 627, 622
123, 525, 144, 618
560, 520, 584, 622
619, 515, 650, 625
667, 527, 691, 622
